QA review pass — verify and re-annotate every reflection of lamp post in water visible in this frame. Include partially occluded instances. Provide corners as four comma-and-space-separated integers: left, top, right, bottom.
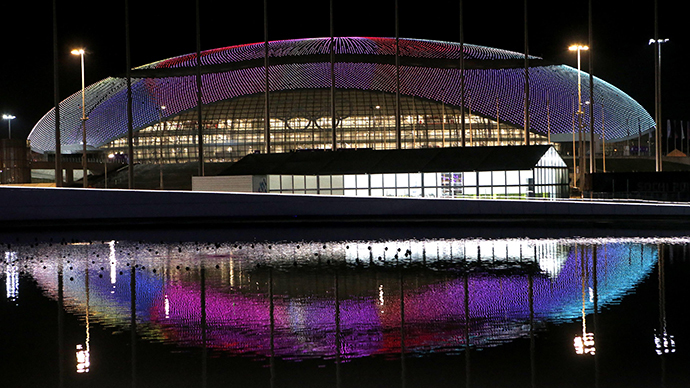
654, 245, 675, 355
574, 245, 595, 355
76, 264, 91, 373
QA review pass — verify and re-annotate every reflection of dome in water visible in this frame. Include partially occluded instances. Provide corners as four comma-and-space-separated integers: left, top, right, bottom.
13, 238, 658, 359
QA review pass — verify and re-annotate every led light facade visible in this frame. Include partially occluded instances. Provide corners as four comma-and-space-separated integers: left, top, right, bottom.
28, 37, 654, 164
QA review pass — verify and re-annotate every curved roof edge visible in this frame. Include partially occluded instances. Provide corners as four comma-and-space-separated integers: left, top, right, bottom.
28, 37, 653, 153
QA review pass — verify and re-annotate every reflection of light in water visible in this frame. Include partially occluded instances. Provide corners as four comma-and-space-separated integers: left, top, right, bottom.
11, 236, 676, 361
378, 284, 384, 313
342, 239, 568, 277
76, 344, 90, 373
574, 332, 595, 355
77, 264, 91, 373
109, 240, 117, 294
5, 252, 19, 302
574, 246, 595, 356
654, 330, 676, 355
536, 243, 567, 278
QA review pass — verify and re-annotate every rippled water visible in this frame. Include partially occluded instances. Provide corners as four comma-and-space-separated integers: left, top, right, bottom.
2, 234, 689, 387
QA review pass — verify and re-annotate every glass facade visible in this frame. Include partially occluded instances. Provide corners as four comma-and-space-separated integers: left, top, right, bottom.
264, 148, 568, 199
103, 89, 548, 164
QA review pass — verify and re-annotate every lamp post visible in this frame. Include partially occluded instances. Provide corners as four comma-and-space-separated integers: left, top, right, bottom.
649, 38, 669, 172
2, 114, 15, 139
158, 105, 166, 190
569, 44, 589, 192
71, 48, 88, 188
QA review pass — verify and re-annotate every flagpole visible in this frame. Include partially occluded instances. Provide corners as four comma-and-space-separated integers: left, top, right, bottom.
681, 121, 690, 154
602, 102, 606, 173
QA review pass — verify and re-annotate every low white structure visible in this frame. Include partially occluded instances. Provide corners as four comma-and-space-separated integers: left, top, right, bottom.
193, 146, 569, 199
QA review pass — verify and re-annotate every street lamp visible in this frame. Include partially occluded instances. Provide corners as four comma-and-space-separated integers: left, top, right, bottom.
569, 44, 589, 192
2, 114, 15, 139
71, 48, 88, 188
159, 105, 166, 190
649, 38, 669, 172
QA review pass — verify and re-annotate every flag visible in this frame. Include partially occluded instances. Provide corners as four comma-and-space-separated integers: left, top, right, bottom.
667, 119, 672, 137
682, 121, 685, 140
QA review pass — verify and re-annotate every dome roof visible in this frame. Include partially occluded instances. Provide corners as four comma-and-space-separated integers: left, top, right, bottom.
28, 37, 653, 153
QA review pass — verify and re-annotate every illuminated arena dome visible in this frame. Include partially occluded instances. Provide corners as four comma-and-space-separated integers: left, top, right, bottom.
29, 37, 655, 164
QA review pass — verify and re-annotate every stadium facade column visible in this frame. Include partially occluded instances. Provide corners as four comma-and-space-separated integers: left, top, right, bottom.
524, 0, 530, 146
330, 0, 337, 151
588, 0, 595, 174
52, 0, 62, 187
395, 0, 402, 150
264, 0, 271, 155
196, 0, 205, 176
460, 0, 466, 147
126, 0, 134, 189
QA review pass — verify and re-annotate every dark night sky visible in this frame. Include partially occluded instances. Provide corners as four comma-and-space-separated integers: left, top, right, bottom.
0, 0, 686, 140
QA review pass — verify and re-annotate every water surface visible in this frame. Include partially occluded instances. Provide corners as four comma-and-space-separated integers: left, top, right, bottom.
2, 235, 689, 387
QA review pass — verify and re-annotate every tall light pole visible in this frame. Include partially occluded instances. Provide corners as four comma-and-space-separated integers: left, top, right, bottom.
2, 114, 15, 139
71, 48, 88, 188
650, 38, 668, 172
569, 44, 589, 191
158, 105, 166, 190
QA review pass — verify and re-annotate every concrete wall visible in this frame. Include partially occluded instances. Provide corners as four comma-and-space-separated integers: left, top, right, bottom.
3, 186, 690, 229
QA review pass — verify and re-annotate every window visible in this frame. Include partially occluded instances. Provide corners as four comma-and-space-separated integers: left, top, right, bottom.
410, 173, 422, 187
371, 174, 383, 188
344, 175, 356, 189
478, 171, 492, 186
506, 171, 519, 186
306, 175, 317, 190
319, 175, 331, 189
294, 175, 305, 190
332, 175, 344, 189
269, 175, 280, 191
357, 174, 369, 189
464, 172, 476, 186
281, 175, 292, 190
492, 171, 505, 186
383, 174, 396, 188
396, 173, 409, 188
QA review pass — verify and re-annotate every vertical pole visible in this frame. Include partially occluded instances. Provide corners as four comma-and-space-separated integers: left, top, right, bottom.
330, 0, 337, 151
588, 0, 595, 174
130, 259, 137, 387
196, 0, 205, 175
264, 0, 271, 154
200, 264, 207, 388
576, 49, 584, 190
468, 99, 473, 146
395, 0, 402, 149
572, 96, 577, 189
654, 0, 662, 172
546, 95, 551, 143
80, 52, 87, 188
459, 0, 466, 147
602, 103, 606, 173
523, 0, 530, 146
53, 0, 62, 187
57, 261, 65, 388
496, 97, 500, 145
125, 0, 134, 189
